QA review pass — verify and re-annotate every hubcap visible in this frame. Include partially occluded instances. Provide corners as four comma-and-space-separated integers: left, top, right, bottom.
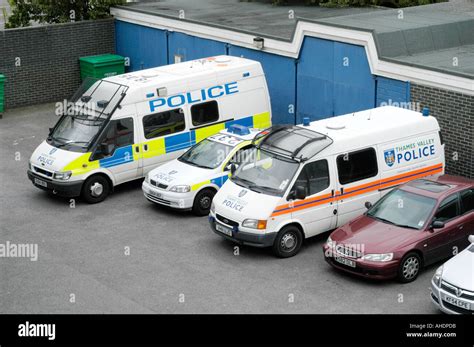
280, 233, 297, 252
90, 182, 104, 197
403, 257, 419, 280
200, 196, 211, 209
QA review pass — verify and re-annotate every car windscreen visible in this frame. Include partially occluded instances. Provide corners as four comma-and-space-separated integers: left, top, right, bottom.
178, 139, 232, 169
230, 147, 299, 197
366, 189, 437, 230
48, 115, 105, 152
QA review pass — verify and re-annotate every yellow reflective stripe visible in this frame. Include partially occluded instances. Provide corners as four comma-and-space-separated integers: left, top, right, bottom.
62, 153, 99, 176
195, 122, 226, 143
253, 111, 271, 129
191, 180, 211, 191
143, 137, 166, 159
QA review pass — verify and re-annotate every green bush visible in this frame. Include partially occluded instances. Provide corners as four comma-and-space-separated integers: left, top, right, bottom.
6, 0, 125, 29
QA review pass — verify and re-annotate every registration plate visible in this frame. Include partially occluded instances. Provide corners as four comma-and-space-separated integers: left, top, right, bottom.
215, 223, 233, 237
34, 178, 47, 188
444, 295, 470, 310
334, 256, 356, 268
149, 190, 162, 199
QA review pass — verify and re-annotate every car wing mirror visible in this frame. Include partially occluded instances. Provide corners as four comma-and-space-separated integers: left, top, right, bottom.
431, 220, 445, 230
469, 235, 474, 244
294, 186, 306, 200
229, 163, 237, 175
364, 201, 372, 209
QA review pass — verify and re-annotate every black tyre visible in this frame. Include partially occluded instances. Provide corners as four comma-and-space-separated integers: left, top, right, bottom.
192, 189, 216, 216
272, 225, 303, 258
397, 252, 422, 283
81, 175, 111, 204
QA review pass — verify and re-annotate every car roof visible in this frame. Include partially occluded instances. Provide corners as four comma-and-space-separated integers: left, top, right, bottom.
400, 175, 473, 199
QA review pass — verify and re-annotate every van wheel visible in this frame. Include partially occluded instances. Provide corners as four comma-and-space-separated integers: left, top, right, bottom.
272, 226, 303, 258
192, 189, 216, 216
397, 252, 422, 283
81, 175, 110, 204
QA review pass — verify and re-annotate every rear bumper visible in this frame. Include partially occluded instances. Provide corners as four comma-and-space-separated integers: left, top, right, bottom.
209, 215, 276, 248
323, 244, 399, 280
27, 170, 83, 197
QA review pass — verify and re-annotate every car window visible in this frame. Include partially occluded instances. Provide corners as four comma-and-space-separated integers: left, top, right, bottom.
434, 194, 460, 222
143, 108, 185, 139
291, 160, 330, 196
191, 101, 219, 126
337, 148, 378, 185
229, 146, 253, 167
460, 189, 473, 214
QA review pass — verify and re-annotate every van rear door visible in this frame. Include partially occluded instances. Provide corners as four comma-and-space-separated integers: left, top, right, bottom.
335, 147, 381, 227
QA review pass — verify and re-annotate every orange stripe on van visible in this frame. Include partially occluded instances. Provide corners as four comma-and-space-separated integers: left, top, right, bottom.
270, 163, 443, 218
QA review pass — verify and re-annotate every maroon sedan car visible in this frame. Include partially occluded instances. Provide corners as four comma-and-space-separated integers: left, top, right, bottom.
323, 175, 473, 283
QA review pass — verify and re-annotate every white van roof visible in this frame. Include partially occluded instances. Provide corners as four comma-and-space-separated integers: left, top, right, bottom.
105, 55, 263, 88
304, 106, 440, 156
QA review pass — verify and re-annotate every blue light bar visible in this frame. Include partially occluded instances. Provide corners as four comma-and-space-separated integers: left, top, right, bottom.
422, 107, 430, 117
303, 117, 310, 126
228, 124, 250, 136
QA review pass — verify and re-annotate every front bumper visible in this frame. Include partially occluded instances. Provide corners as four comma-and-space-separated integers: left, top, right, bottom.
322, 244, 399, 280
208, 214, 276, 248
430, 280, 474, 314
142, 180, 194, 209
27, 170, 83, 197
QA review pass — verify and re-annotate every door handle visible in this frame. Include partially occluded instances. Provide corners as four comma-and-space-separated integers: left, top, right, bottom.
134, 146, 140, 153
331, 189, 335, 197
340, 187, 344, 195
143, 144, 148, 151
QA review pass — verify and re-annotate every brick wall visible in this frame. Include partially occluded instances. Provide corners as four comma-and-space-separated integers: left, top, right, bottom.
411, 83, 473, 178
0, 19, 115, 109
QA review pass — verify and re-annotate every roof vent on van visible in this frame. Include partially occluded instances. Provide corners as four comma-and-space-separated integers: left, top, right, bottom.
141, 73, 159, 79
215, 56, 231, 64
326, 121, 345, 130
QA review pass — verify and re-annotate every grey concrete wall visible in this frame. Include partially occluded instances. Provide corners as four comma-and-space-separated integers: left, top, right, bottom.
411, 83, 473, 178
0, 19, 115, 109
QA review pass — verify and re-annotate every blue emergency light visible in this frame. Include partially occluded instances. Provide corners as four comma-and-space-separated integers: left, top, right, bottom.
303, 117, 310, 126
227, 124, 250, 136
422, 107, 430, 117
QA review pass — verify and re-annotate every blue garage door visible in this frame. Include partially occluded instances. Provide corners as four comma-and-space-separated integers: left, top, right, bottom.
167, 32, 227, 63
297, 37, 375, 123
228, 46, 296, 125
115, 20, 168, 72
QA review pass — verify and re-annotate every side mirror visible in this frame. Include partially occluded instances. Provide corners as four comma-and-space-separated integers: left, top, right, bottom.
99, 143, 113, 156
364, 201, 372, 209
230, 163, 237, 175
431, 220, 445, 230
469, 235, 474, 244
48, 127, 54, 134
294, 186, 306, 200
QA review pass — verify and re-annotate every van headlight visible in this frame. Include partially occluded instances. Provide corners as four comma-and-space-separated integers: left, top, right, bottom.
53, 171, 72, 180
170, 185, 191, 193
432, 265, 443, 287
210, 201, 215, 215
362, 253, 393, 262
242, 219, 267, 230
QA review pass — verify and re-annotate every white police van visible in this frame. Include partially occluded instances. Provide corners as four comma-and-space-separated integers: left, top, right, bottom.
209, 106, 445, 257
142, 124, 261, 215
27, 56, 272, 203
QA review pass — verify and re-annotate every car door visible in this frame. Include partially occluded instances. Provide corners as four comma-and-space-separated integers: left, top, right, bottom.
335, 147, 381, 227
289, 158, 337, 238
424, 193, 461, 264
92, 117, 140, 184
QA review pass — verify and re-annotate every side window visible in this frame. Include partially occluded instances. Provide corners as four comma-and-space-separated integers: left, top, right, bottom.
95, 118, 134, 159
228, 146, 252, 168
434, 194, 460, 222
191, 101, 219, 126
143, 108, 185, 139
337, 148, 378, 185
292, 160, 330, 196
460, 189, 474, 214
